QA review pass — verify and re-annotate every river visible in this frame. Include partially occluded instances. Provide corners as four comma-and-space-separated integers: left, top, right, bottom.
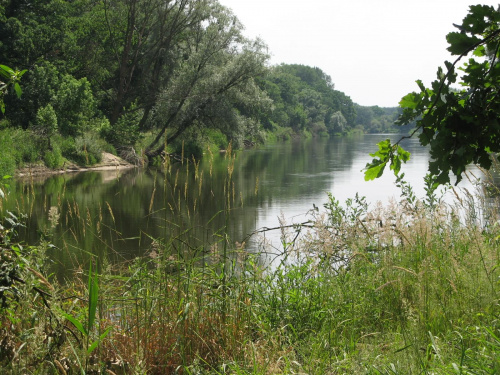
2, 134, 488, 275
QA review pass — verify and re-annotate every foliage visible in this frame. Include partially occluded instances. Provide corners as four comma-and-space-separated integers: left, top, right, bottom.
2, 171, 500, 373
43, 144, 64, 169
102, 104, 142, 147
366, 5, 500, 184
1, 0, 366, 168
34, 103, 57, 147
61, 132, 104, 166
7, 62, 96, 137
205, 128, 229, 151
354, 105, 415, 133
0, 128, 43, 175
0, 134, 16, 177
53, 74, 95, 137
62, 261, 111, 368
0, 64, 25, 114
0, 0, 278, 163
257, 64, 356, 136
329, 110, 347, 134
145, 4, 269, 158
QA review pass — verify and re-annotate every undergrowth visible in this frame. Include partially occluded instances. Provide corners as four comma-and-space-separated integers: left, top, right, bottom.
1, 157, 499, 374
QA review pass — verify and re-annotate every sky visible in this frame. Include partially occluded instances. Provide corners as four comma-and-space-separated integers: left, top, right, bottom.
217, 0, 499, 107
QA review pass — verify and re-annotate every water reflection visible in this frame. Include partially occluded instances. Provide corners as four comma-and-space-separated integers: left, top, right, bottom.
3, 134, 489, 276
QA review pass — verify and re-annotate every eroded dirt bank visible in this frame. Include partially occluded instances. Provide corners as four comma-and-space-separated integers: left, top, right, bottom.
15, 152, 135, 178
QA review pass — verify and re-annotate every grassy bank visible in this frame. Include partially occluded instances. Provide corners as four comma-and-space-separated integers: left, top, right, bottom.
1, 165, 499, 374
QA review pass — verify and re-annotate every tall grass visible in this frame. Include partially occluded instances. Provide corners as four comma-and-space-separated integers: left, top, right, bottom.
1, 156, 499, 374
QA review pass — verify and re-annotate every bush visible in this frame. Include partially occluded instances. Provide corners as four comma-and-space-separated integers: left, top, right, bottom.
205, 129, 228, 150
60, 133, 104, 166
0, 128, 41, 175
0, 151, 16, 176
43, 145, 63, 169
102, 105, 142, 147
10, 129, 41, 165
33, 104, 58, 147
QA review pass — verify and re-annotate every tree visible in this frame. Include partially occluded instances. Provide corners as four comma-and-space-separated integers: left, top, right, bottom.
365, 5, 500, 185
144, 2, 269, 157
256, 64, 356, 136
34, 104, 57, 148
329, 111, 347, 134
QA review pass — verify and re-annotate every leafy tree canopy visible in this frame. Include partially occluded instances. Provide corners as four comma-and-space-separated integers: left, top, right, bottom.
257, 64, 356, 136
365, 4, 500, 185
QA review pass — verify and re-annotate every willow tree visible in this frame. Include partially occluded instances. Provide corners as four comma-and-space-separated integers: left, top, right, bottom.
144, 2, 269, 157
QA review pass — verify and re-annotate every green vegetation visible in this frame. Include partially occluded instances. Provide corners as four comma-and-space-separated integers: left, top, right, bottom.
354, 105, 415, 134
1, 149, 500, 373
366, 5, 500, 185
256, 64, 356, 137
2, 2, 500, 373
0, 0, 271, 174
0, 0, 414, 177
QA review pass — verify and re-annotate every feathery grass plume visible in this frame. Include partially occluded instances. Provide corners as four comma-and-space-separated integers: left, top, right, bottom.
174, 169, 179, 193
48, 206, 60, 229
86, 207, 92, 227
105, 201, 115, 224
27, 266, 54, 291
198, 171, 203, 198
192, 155, 200, 181
149, 177, 156, 215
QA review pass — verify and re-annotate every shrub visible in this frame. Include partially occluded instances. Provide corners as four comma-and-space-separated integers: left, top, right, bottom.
60, 133, 104, 166
43, 145, 63, 169
102, 105, 142, 147
0, 128, 42, 175
0, 150, 16, 176
205, 129, 228, 150
33, 104, 58, 147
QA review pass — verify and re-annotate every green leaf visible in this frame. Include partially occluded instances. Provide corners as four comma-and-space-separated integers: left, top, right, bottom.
369, 139, 391, 158
446, 32, 481, 55
397, 145, 411, 162
14, 83, 22, 98
87, 327, 111, 354
364, 160, 387, 181
399, 92, 420, 109
416, 80, 426, 92
390, 156, 402, 175
63, 313, 88, 336
0, 65, 14, 77
473, 45, 486, 57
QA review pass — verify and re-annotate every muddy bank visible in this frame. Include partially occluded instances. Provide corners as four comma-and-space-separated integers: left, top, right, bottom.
15, 152, 135, 179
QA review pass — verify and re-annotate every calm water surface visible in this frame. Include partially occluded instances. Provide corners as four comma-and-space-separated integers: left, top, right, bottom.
3, 134, 485, 273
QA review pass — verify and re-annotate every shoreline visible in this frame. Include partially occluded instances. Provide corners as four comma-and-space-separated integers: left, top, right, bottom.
14, 152, 135, 178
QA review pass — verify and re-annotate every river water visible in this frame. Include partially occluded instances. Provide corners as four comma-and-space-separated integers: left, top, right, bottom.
3, 134, 488, 274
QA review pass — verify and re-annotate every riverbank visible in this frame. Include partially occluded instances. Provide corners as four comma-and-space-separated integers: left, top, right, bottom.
14, 152, 135, 178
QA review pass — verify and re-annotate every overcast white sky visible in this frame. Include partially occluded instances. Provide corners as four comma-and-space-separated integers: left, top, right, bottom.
218, 0, 499, 107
